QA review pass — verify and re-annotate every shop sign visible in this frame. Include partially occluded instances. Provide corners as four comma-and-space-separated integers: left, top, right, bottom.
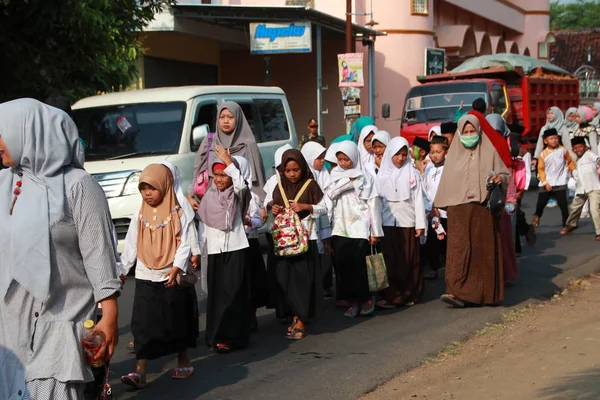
250, 22, 312, 54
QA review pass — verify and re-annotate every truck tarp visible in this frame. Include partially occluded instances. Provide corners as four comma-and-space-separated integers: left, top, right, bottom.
451, 54, 573, 77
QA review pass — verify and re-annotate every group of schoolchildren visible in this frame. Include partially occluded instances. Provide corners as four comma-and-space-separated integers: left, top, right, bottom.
114, 100, 600, 392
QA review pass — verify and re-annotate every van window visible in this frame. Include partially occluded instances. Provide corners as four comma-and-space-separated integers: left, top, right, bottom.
192, 102, 217, 151
72, 102, 185, 161
255, 99, 290, 142
238, 102, 262, 142
491, 84, 507, 115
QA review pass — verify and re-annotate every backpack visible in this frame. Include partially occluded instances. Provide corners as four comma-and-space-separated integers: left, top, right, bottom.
193, 131, 215, 199
272, 178, 314, 257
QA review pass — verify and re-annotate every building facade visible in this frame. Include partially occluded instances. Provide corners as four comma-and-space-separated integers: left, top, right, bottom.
135, 0, 551, 141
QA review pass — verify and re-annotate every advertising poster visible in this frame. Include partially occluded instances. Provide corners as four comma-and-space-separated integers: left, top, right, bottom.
338, 53, 364, 87
341, 87, 361, 119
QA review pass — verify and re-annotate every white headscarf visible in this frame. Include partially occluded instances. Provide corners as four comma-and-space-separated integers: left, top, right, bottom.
0, 98, 84, 301
358, 124, 378, 166
274, 144, 293, 169
428, 126, 442, 141
160, 161, 195, 227
325, 142, 341, 164
372, 130, 391, 147
330, 141, 377, 199
301, 141, 330, 190
376, 137, 415, 202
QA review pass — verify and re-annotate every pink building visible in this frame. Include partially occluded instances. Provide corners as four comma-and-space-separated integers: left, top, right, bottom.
137, 0, 551, 142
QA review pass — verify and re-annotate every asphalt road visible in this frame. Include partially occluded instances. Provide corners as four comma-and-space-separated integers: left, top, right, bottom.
108, 192, 600, 400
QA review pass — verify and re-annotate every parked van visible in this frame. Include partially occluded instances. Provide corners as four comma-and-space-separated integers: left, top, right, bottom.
72, 86, 297, 251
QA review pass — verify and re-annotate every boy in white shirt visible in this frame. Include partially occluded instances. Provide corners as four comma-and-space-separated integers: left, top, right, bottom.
560, 136, 600, 240
423, 136, 449, 279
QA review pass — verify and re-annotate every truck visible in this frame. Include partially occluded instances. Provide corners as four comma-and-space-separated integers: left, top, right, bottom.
383, 55, 580, 147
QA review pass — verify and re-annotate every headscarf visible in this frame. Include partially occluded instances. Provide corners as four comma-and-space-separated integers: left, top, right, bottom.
372, 130, 391, 146
330, 141, 377, 199
137, 164, 183, 270
486, 114, 511, 138
376, 137, 415, 201
428, 126, 442, 141
468, 110, 513, 168
325, 142, 341, 164
301, 141, 330, 190
272, 149, 323, 219
350, 116, 376, 142
565, 107, 579, 130
579, 106, 594, 124
198, 157, 250, 231
0, 99, 83, 301
435, 114, 510, 208
274, 144, 293, 169
358, 125, 378, 166
544, 106, 565, 131
193, 101, 265, 189
591, 102, 600, 127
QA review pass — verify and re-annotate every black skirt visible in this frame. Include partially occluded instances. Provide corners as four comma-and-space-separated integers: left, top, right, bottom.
131, 279, 199, 360
275, 240, 321, 321
332, 236, 371, 302
248, 238, 268, 309
381, 226, 422, 303
265, 233, 293, 318
205, 248, 252, 348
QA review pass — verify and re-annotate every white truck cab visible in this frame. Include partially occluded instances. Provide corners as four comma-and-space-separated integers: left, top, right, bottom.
72, 86, 297, 251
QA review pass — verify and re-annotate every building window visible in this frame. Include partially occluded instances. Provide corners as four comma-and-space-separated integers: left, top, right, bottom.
411, 0, 429, 15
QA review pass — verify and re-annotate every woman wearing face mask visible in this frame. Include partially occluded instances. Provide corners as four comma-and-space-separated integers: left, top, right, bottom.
434, 115, 510, 308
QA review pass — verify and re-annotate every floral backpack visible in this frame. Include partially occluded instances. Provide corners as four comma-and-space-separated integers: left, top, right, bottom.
272, 178, 314, 257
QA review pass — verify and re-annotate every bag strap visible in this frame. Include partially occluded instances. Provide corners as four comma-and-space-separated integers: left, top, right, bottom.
276, 175, 290, 208
293, 179, 313, 203
205, 131, 215, 168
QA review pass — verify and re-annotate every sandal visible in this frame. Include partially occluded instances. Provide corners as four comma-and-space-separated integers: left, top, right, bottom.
172, 367, 194, 379
424, 271, 438, 280
526, 224, 537, 246
376, 300, 396, 309
532, 216, 540, 228
287, 327, 307, 340
360, 300, 375, 316
559, 225, 576, 235
127, 341, 135, 353
121, 373, 146, 389
214, 343, 232, 354
287, 317, 299, 336
343, 306, 360, 318
336, 300, 350, 309
440, 294, 465, 308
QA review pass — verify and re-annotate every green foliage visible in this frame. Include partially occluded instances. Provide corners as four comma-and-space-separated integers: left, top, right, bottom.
0, 0, 175, 103
551, 0, 600, 31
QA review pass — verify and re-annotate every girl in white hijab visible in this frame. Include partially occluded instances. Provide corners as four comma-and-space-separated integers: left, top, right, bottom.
371, 130, 391, 173
375, 137, 426, 308
327, 141, 384, 318
357, 124, 378, 167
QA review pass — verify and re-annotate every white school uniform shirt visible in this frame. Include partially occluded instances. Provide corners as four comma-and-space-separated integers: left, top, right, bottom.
423, 162, 447, 219
263, 174, 278, 208
380, 172, 427, 230
204, 163, 250, 255
327, 179, 385, 240
539, 147, 571, 187
120, 209, 192, 282
246, 192, 265, 239
575, 151, 600, 194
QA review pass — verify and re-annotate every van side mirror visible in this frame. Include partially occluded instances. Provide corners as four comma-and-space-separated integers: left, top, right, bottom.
192, 124, 210, 147
382, 103, 391, 119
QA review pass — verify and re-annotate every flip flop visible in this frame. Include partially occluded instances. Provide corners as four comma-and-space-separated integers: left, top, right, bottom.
287, 327, 307, 340
376, 300, 396, 309
121, 373, 146, 389
215, 343, 232, 354
343, 306, 360, 318
440, 294, 465, 308
172, 367, 194, 379
360, 301, 375, 316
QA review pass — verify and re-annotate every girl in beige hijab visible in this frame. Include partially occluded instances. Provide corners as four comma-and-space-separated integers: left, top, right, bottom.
434, 115, 509, 308
120, 162, 198, 387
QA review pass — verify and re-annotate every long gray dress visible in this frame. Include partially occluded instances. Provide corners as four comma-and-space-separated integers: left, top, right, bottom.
0, 168, 121, 400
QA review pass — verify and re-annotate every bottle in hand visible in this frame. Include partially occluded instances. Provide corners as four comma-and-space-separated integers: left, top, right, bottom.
82, 319, 106, 368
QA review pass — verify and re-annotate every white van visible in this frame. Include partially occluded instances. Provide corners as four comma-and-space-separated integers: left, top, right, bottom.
72, 86, 297, 251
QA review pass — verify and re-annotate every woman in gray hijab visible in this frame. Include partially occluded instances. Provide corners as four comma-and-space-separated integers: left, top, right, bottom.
192, 101, 265, 205
0, 99, 121, 399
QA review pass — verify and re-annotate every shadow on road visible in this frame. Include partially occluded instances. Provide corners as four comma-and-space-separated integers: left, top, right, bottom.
538, 367, 600, 400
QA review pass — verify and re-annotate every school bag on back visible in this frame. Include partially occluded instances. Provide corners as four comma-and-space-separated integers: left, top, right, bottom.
193, 131, 215, 199
272, 178, 314, 257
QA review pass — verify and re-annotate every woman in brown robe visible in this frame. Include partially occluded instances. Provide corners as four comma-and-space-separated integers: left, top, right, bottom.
434, 115, 510, 307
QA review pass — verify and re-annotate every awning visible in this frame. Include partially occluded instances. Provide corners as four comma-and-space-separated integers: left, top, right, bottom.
171, 4, 385, 41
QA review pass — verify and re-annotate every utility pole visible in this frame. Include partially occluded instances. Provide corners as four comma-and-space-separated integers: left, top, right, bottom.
345, 0, 352, 53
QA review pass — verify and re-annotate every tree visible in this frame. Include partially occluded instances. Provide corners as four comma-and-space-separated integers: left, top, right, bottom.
0, 0, 175, 103
551, 0, 600, 30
